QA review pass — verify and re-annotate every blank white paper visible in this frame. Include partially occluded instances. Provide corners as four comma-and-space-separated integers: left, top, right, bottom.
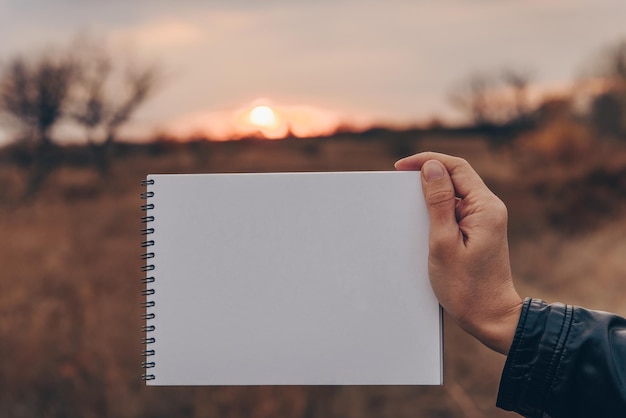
145, 171, 442, 385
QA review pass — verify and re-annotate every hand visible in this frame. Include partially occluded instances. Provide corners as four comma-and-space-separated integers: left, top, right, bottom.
395, 152, 523, 355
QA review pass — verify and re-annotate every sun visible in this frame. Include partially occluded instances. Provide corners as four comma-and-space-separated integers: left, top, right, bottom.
248, 105, 277, 128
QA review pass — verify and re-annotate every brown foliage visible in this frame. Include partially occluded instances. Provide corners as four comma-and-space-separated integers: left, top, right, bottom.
0, 132, 625, 417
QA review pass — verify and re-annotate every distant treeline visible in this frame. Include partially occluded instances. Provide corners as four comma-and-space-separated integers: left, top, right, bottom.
0, 37, 625, 198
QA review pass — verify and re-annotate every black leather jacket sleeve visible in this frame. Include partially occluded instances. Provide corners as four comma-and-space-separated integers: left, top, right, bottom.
496, 298, 626, 418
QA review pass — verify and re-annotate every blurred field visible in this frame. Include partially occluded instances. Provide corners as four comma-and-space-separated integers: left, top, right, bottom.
0, 130, 625, 418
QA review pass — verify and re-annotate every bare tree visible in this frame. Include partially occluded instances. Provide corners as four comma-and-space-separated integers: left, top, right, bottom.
450, 74, 490, 125
502, 69, 532, 123
449, 73, 503, 127
0, 54, 74, 195
603, 41, 626, 86
0, 39, 160, 196
71, 46, 159, 174
590, 40, 626, 137
591, 91, 623, 136
450, 69, 536, 131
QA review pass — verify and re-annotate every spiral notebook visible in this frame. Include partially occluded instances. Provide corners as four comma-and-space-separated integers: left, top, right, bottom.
141, 171, 442, 386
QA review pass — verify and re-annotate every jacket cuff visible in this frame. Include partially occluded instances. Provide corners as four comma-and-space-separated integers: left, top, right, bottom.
496, 297, 574, 417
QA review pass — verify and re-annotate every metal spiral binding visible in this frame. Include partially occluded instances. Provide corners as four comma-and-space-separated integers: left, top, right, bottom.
141, 179, 156, 381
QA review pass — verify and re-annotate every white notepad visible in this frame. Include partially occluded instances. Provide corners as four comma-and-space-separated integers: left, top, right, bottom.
142, 171, 442, 386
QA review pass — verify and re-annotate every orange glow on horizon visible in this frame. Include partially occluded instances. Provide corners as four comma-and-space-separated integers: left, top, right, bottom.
165, 100, 373, 141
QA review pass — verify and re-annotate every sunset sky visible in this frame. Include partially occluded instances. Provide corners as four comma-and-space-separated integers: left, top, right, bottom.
1, 0, 625, 141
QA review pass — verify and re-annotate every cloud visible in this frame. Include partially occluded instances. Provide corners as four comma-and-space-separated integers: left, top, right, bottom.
1, 0, 625, 140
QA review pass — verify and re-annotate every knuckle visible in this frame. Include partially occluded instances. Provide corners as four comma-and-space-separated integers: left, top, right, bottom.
456, 157, 470, 167
489, 198, 508, 227
452, 157, 470, 171
427, 186, 455, 209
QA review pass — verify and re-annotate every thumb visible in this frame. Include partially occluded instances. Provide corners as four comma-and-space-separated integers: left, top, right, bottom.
421, 160, 459, 243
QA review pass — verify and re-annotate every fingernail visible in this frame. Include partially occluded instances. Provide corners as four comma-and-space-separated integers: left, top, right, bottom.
423, 160, 445, 182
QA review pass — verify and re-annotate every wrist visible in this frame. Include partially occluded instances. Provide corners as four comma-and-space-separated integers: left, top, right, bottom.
477, 299, 524, 355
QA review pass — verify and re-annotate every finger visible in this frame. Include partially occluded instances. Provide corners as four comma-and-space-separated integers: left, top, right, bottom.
396, 152, 489, 199
421, 160, 462, 252
395, 151, 449, 170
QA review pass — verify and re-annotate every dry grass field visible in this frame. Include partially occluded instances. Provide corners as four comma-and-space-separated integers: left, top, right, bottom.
0, 131, 625, 417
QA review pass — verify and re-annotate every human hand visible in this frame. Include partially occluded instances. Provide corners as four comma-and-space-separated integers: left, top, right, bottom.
395, 152, 523, 355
